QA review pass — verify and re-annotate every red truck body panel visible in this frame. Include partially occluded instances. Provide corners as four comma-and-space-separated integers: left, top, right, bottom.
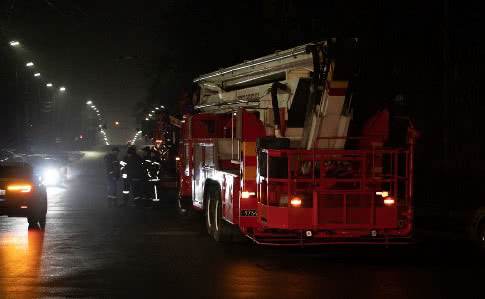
178, 111, 415, 245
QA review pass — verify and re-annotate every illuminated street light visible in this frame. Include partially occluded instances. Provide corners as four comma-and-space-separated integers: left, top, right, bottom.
155, 107, 159, 110
91, 105, 95, 108
151, 110, 155, 113
115, 121, 120, 126
9, 41, 20, 46
148, 114, 152, 117
46, 83, 53, 87
145, 118, 149, 121
59, 87, 66, 91
34, 73, 41, 77
26, 62, 34, 67
86, 100, 92, 105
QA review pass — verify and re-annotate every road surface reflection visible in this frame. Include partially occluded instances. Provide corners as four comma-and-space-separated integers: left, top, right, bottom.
0, 229, 44, 297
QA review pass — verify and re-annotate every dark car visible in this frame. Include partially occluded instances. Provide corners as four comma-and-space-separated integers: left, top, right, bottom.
0, 162, 48, 229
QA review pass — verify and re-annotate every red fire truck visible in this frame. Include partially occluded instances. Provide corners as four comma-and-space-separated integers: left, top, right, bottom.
177, 40, 418, 245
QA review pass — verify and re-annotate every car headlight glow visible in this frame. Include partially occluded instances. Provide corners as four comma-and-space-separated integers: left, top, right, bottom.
42, 168, 60, 185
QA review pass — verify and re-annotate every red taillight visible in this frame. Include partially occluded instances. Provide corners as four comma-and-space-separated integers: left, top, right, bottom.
7, 184, 32, 193
290, 197, 302, 207
383, 197, 395, 207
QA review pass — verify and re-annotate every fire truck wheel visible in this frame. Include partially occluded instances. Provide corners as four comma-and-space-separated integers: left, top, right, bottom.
205, 191, 215, 236
212, 193, 232, 243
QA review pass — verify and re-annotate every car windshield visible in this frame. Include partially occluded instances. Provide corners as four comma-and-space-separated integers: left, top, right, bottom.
0, 165, 32, 179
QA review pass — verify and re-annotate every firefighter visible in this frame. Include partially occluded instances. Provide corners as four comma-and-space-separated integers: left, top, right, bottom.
104, 147, 120, 207
121, 146, 145, 207
148, 149, 162, 203
141, 146, 153, 206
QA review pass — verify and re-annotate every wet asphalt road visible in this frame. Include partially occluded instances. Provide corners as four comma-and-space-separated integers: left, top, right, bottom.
0, 151, 484, 298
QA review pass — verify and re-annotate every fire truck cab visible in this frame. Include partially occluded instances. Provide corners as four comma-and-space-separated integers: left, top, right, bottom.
178, 40, 417, 245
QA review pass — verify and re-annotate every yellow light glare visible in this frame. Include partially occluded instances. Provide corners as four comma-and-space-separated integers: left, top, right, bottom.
7, 184, 32, 193
241, 191, 255, 199
376, 191, 389, 198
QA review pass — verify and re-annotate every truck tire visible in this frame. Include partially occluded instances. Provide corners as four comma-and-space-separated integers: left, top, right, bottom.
212, 191, 232, 243
205, 191, 215, 236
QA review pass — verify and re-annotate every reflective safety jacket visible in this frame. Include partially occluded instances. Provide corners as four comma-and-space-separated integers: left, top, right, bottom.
144, 158, 161, 182
120, 154, 145, 180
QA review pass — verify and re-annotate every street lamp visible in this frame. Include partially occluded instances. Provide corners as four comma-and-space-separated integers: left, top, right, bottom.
91, 105, 95, 108
9, 41, 20, 47
59, 87, 66, 91
115, 121, 120, 126
46, 83, 53, 87
86, 100, 92, 105
145, 118, 149, 121
34, 73, 40, 77
26, 62, 34, 67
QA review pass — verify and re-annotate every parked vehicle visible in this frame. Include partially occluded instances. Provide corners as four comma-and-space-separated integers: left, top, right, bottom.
0, 162, 48, 229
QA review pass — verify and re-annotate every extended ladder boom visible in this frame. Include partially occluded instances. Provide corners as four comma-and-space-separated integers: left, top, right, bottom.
193, 39, 357, 150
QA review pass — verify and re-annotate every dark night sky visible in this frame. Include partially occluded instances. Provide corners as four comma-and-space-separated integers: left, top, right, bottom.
1, 0, 483, 151
2, 1, 296, 142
